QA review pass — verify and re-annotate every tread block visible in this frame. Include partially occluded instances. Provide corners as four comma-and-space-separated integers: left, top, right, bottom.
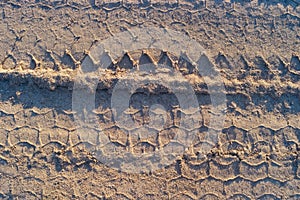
183, 161, 209, 180
168, 177, 197, 197
0, 113, 15, 131
273, 126, 299, 153
268, 160, 295, 182
9, 127, 38, 146
209, 160, 239, 180
281, 126, 299, 143
14, 110, 55, 129
0, 128, 8, 147
248, 126, 273, 143
199, 194, 219, 200
40, 127, 69, 146
247, 127, 273, 154
239, 161, 268, 181
55, 113, 75, 131
196, 178, 223, 198
225, 178, 253, 199
171, 193, 195, 200
0, 176, 10, 194
228, 194, 251, 200
253, 180, 283, 199
70, 128, 99, 146
221, 126, 249, 145
284, 179, 300, 197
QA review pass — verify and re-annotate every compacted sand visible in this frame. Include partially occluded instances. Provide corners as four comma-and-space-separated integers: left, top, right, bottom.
0, 0, 300, 199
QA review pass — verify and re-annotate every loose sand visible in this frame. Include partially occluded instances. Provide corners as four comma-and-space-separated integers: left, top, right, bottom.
0, 0, 299, 199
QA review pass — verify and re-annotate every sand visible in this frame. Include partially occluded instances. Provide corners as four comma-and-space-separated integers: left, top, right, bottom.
0, 0, 300, 199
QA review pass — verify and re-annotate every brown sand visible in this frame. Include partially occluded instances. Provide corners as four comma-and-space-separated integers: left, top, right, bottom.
0, 0, 300, 199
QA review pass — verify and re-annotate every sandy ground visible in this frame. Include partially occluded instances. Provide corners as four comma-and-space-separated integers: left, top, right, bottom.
0, 0, 300, 199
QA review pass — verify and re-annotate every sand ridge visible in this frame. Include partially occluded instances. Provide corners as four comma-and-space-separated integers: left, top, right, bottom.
0, 0, 299, 199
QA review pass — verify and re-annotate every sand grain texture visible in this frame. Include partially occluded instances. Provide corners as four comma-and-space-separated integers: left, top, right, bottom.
0, 0, 300, 199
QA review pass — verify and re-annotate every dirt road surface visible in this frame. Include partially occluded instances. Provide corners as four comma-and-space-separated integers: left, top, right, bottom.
0, 0, 300, 199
